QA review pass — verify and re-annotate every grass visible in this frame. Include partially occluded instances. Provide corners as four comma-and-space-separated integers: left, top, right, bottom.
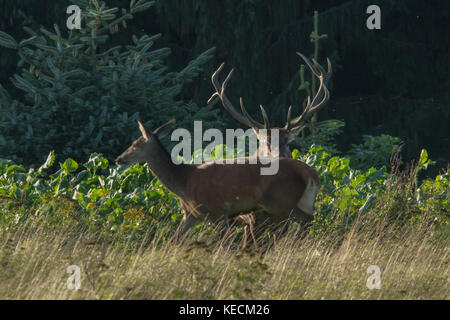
0, 181, 448, 300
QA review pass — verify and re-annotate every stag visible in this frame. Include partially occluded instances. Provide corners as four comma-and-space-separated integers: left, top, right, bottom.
208, 52, 332, 247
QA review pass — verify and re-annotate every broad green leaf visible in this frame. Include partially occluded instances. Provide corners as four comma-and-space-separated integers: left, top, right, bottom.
38, 151, 55, 173
61, 158, 79, 173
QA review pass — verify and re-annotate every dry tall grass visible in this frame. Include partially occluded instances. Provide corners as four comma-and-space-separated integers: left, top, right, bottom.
0, 201, 447, 299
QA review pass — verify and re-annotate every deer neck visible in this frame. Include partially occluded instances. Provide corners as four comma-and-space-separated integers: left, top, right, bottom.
146, 140, 192, 198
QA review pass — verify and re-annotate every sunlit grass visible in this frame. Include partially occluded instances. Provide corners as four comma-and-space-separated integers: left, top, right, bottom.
0, 188, 447, 299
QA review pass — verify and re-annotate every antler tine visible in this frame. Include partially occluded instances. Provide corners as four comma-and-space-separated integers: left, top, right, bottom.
324, 57, 332, 84
208, 63, 264, 130
286, 52, 332, 129
239, 98, 265, 130
285, 106, 292, 130
296, 52, 321, 77
311, 57, 332, 85
207, 63, 225, 104
221, 67, 235, 97
291, 74, 329, 128
259, 105, 270, 130
306, 74, 330, 114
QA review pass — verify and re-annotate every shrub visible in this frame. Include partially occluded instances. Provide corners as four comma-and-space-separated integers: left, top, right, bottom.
0, 146, 446, 236
348, 134, 402, 170
295, 119, 345, 155
294, 145, 447, 234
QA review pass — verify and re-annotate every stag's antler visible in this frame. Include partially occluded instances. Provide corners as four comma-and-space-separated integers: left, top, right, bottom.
207, 63, 269, 131
208, 52, 331, 135
284, 52, 332, 131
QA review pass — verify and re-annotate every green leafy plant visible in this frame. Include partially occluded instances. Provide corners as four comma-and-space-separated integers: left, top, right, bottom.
0, 151, 180, 234
292, 145, 446, 233
348, 134, 402, 170
0, 144, 446, 237
415, 169, 449, 222
295, 119, 345, 154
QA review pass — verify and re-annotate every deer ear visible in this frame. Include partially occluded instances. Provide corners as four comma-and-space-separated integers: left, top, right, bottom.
154, 119, 176, 139
287, 126, 304, 143
137, 120, 150, 141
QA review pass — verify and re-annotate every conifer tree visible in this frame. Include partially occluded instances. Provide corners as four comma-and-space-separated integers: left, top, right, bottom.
0, 0, 217, 165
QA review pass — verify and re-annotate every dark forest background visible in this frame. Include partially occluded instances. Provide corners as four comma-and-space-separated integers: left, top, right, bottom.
0, 0, 449, 172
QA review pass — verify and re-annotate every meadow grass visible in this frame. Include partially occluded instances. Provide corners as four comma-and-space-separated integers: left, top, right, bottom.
0, 179, 448, 300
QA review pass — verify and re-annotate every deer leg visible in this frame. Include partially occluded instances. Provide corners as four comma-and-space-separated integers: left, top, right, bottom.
175, 212, 199, 240
257, 200, 313, 244
236, 214, 256, 251
236, 212, 266, 251
247, 218, 258, 250
218, 215, 237, 243
285, 207, 313, 236
241, 224, 249, 250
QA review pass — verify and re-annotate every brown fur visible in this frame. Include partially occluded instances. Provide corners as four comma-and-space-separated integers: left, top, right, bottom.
116, 120, 319, 239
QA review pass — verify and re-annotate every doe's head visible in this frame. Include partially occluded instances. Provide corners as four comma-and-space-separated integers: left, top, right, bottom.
115, 119, 175, 166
